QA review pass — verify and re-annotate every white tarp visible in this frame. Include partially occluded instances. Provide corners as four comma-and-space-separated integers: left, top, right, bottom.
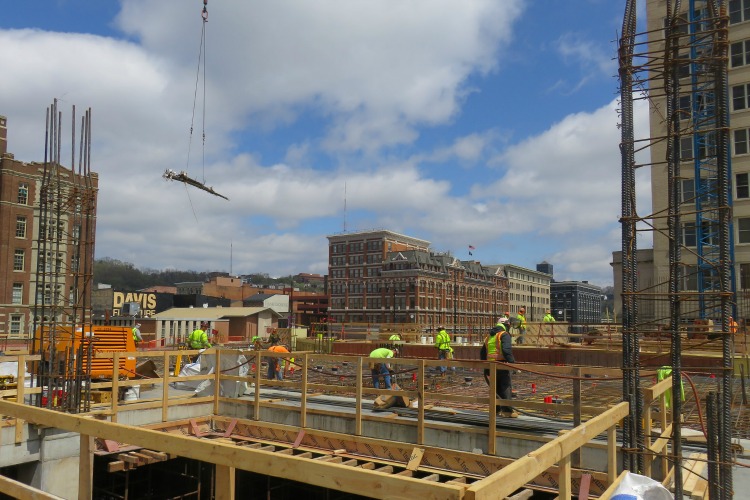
171, 352, 249, 397
611, 472, 673, 500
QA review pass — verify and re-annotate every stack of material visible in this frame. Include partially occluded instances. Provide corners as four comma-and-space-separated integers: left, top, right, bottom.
681, 453, 709, 500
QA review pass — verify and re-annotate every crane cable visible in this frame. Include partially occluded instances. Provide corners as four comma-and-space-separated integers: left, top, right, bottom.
186, 0, 209, 184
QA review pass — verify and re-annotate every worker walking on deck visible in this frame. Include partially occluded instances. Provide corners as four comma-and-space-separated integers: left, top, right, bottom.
516, 308, 527, 345
132, 323, 143, 347
435, 326, 454, 375
485, 320, 517, 418
543, 310, 555, 323
369, 347, 398, 389
188, 322, 211, 361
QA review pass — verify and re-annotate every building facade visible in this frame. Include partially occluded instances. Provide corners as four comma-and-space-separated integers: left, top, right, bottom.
550, 281, 604, 324
0, 114, 98, 338
498, 264, 552, 322
327, 230, 509, 331
642, 1, 750, 323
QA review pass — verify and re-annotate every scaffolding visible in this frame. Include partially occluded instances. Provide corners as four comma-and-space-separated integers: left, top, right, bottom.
30, 99, 98, 413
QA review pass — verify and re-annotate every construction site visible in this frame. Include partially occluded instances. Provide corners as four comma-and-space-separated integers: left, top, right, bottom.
3, 0, 750, 499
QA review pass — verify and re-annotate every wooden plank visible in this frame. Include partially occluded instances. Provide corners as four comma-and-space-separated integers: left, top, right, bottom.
417, 360, 425, 445
162, 352, 170, 422
139, 449, 168, 461
301, 353, 308, 428
398, 470, 414, 477
131, 452, 156, 464
422, 473, 439, 482
578, 473, 591, 500
112, 352, 120, 423
293, 429, 305, 449
406, 447, 425, 471
107, 461, 125, 473
118, 454, 139, 465
375, 465, 394, 474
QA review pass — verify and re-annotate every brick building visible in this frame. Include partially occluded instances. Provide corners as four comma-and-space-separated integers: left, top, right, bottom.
0, 114, 98, 338
326, 230, 509, 332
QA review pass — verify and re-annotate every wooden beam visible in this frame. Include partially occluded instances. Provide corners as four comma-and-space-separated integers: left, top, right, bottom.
78, 434, 95, 500
0, 399, 465, 500
465, 402, 629, 500
0, 471, 62, 499
215, 464, 235, 500
15, 354, 26, 444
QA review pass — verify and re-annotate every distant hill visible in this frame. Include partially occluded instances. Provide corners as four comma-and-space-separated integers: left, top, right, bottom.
93, 258, 321, 292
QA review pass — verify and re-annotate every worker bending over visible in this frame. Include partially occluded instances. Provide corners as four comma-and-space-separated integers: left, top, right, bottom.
369, 347, 398, 389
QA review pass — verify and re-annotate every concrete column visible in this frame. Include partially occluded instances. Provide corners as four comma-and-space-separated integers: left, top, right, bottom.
28, 429, 81, 500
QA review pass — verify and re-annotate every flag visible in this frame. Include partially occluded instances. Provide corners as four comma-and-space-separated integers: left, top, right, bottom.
468, 245, 475, 256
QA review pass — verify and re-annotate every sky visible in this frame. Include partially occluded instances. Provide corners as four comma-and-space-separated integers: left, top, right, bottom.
0, 0, 652, 287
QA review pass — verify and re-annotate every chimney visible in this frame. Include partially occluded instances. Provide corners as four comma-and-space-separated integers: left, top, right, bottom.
0, 115, 7, 156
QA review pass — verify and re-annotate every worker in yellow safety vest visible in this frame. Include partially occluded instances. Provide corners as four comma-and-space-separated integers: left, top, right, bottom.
132, 323, 143, 346
484, 321, 517, 418
188, 323, 211, 362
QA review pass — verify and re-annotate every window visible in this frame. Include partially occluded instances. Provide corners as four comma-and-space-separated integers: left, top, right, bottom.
739, 218, 750, 243
17, 183, 28, 204
738, 173, 750, 199
15, 216, 26, 238
680, 137, 693, 160
679, 95, 691, 120
681, 178, 695, 204
733, 84, 750, 111
683, 222, 697, 247
13, 249, 24, 271
677, 53, 691, 79
741, 263, 750, 289
12, 283, 23, 304
730, 0, 750, 24
732, 40, 750, 67
10, 315, 22, 336
735, 129, 750, 155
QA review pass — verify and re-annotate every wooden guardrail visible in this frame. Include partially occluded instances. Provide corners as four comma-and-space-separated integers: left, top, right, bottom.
1, 348, 636, 498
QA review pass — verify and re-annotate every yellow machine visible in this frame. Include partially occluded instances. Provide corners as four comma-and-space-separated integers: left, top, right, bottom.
33, 325, 136, 379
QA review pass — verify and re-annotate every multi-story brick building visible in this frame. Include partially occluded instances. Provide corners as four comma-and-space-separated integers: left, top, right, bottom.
0, 114, 98, 338
494, 264, 552, 322
326, 230, 509, 331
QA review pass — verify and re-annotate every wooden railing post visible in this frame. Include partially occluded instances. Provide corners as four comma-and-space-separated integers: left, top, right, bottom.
558, 430, 572, 500
253, 351, 261, 421
162, 351, 170, 422
111, 352, 120, 423
213, 349, 222, 415
78, 434, 95, 500
355, 356, 363, 436
14, 354, 25, 443
572, 366, 582, 467
488, 363, 497, 455
301, 353, 308, 428
417, 359, 425, 445
607, 425, 617, 485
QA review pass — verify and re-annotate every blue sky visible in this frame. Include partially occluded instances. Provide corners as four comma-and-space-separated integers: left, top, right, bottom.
0, 0, 651, 286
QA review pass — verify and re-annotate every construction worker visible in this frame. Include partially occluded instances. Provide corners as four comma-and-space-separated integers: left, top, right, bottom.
267, 341, 290, 381
252, 336, 263, 350
434, 326, 454, 375
389, 332, 401, 341
188, 322, 211, 361
543, 310, 556, 323
497, 312, 510, 325
516, 308, 527, 345
369, 347, 398, 389
485, 319, 517, 417
729, 316, 739, 335
131, 323, 143, 346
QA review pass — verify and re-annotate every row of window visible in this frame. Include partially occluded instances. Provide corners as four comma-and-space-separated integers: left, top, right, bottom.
330, 241, 386, 254
677, 174, 750, 203
11, 250, 78, 273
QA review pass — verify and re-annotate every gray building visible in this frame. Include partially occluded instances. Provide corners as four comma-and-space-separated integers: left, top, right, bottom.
550, 281, 604, 324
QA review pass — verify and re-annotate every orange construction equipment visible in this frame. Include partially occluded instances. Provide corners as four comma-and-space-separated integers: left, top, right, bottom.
33, 325, 136, 379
